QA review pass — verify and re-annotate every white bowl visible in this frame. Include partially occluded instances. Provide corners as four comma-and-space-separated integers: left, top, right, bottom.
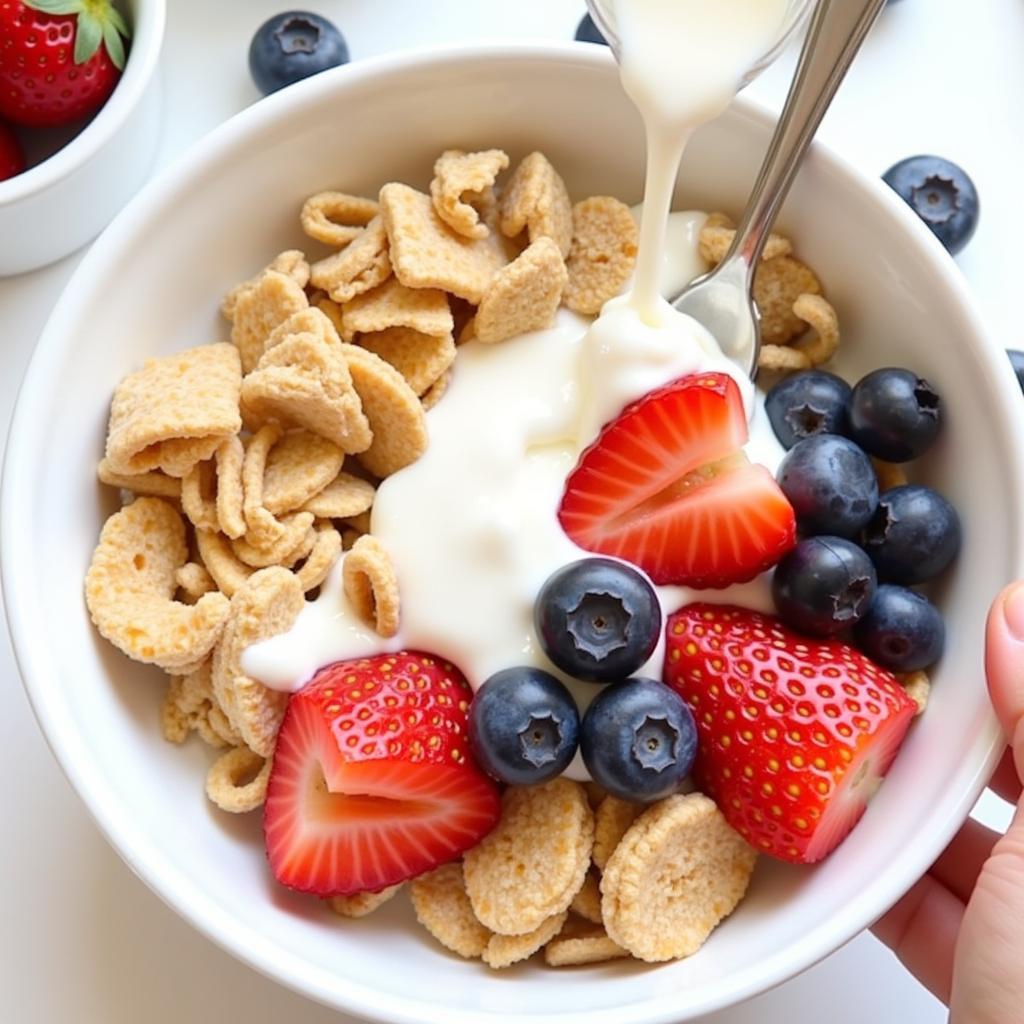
4, 43, 1024, 1024
0, 0, 165, 277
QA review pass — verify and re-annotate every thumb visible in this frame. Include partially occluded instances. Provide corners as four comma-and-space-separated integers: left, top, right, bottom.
950, 584, 1024, 1023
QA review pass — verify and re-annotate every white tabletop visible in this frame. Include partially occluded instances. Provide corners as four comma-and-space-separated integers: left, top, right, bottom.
2, 0, 1020, 1019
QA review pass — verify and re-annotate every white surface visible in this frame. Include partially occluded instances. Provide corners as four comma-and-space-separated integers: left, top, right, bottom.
0, 0, 165, 276
0, 0, 1020, 1020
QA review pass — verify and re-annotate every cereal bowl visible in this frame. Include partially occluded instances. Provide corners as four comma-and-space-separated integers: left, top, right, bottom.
4, 43, 1024, 1024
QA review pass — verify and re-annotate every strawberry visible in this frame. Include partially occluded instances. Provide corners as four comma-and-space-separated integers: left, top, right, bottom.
663, 604, 916, 863
558, 372, 796, 588
0, 1, 130, 127
0, 121, 24, 180
264, 652, 501, 896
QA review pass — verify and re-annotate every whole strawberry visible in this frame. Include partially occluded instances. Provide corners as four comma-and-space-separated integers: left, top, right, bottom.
0, 0, 130, 127
265, 652, 501, 896
663, 603, 916, 864
0, 120, 24, 180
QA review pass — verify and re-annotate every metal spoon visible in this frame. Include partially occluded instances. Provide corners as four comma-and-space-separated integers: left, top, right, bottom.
672, 0, 887, 378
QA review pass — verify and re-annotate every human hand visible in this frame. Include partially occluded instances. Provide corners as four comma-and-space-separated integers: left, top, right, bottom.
872, 583, 1024, 1022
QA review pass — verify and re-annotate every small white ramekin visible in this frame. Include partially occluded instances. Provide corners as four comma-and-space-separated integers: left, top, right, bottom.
0, 0, 165, 277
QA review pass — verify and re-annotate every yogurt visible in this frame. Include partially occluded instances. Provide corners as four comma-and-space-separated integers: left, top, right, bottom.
243, 0, 790, 780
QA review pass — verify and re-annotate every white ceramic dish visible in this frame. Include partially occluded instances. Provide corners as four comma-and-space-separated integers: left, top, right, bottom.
0, 0, 165, 277
4, 43, 1023, 1024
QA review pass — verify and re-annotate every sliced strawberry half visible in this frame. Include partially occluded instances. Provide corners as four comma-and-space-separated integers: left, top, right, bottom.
264, 652, 501, 896
663, 603, 917, 863
558, 372, 796, 587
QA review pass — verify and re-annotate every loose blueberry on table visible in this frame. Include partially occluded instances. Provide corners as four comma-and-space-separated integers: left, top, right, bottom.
883, 155, 980, 256
249, 10, 350, 96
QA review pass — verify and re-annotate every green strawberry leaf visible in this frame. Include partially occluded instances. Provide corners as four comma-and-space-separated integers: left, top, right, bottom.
23, 0, 84, 14
25, 0, 132, 67
101, 19, 125, 70
73, 10, 103, 64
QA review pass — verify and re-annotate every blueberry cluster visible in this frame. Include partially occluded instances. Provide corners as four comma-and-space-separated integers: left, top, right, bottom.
766, 368, 958, 672
469, 558, 696, 802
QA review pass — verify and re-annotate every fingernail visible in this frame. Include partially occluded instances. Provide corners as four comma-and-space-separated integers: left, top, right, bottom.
1004, 584, 1024, 641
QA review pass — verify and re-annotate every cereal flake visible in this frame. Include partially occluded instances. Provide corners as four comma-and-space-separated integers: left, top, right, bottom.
498, 152, 573, 258
85, 498, 230, 672
301, 191, 379, 248
474, 237, 567, 344
563, 196, 639, 315
430, 148, 509, 240
104, 344, 242, 478
410, 863, 492, 959
463, 778, 593, 936
601, 793, 757, 962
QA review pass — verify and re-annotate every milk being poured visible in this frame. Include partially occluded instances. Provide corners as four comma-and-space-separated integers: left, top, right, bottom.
244, 2, 790, 782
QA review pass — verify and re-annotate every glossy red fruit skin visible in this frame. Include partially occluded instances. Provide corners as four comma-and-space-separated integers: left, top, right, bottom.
663, 603, 916, 863
558, 372, 796, 587
264, 653, 501, 896
0, 3, 121, 126
0, 121, 24, 180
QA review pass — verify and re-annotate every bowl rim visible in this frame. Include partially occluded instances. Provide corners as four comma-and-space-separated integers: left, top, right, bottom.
0, 0, 166, 206
2, 39, 1020, 1024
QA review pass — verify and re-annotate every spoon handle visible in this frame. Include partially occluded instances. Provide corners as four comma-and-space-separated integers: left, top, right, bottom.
730, 0, 887, 269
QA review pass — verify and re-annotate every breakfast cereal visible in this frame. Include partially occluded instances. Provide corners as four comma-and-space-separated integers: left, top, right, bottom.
295, 523, 342, 592
544, 927, 629, 967
104, 343, 242, 477
463, 779, 593, 937
309, 216, 393, 304
240, 328, 371, 453
474, 237, 568, 344
339, 276, 453, 342
300, 472, 375, 518
563, 196, 640, 315
343, 344, 427, 477
85, 497, 230, 671
330, 885, 402, 919
261, 431, 345, 516
592, 795, 643, 872
410, 863, 493, 959
482, 911, 568, 969
301, 190, 379, 248
97, 460, 182, 499
205, 744, 272, 813
215, 435, 247, 539
379, 182, 507, 303
358, 327, 456, 397
342, 535, 400, 638
230, 270, 310, 373
211, 567, 305, 757
430, 148, 509, 240
601, 793, 757, 962
569, 869, 603, 925
498, 151, 573, 258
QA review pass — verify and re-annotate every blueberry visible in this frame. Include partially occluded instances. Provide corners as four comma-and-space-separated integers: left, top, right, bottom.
535, 558, 661, 683
862, 485, 961, 584
575, 12, 608, 44
580, 679, 696, 802
1008, 350, 1024, 395
776, 435, 879, 538
765, 370, 852, 450
249, 11, 349, 96
771, 536, 877, 637
854, 584, 945, 672
468, 667, 579, 785
847, 368, 942, 462
882, 156, 979, 256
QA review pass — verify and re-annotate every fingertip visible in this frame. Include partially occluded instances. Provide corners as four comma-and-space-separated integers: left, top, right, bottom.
986, 583, 1024, 754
